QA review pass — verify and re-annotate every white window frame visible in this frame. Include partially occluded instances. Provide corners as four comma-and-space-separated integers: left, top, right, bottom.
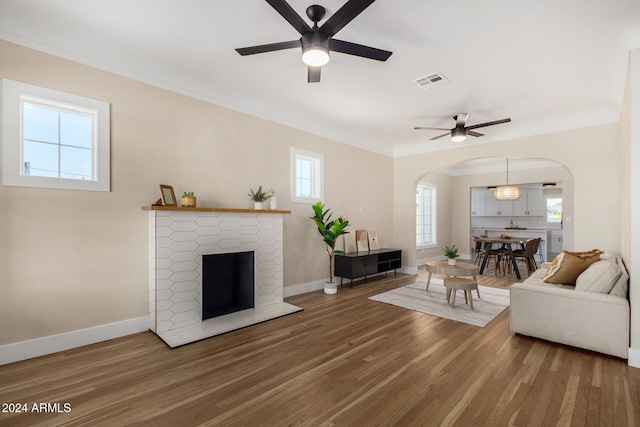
545, 194, 563, 225
2, 79, 110, 192
416, 183, 437, 248
291, 147, 324, 204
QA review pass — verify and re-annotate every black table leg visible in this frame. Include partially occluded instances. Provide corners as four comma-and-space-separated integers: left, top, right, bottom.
507, 244, 521, 279
479, 242, 492, 274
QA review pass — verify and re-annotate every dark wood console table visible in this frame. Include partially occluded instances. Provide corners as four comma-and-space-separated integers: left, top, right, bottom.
334, 248, 402, 287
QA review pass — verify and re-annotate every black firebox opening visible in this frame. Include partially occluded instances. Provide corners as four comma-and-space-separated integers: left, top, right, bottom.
202, 251, 255, 320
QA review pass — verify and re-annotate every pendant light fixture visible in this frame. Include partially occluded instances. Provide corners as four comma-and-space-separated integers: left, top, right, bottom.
495, 158, 521, 200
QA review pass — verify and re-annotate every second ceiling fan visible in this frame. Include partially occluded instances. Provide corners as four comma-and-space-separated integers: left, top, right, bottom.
235, 0, 393, 83
415, 113, 511, 142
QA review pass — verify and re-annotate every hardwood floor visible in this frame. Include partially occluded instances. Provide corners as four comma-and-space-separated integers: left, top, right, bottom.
1, 265, 639, 426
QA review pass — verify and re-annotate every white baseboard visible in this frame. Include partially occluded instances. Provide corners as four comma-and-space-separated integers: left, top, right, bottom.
283, 279, 326, 297
399, 266, 418, 275
284, 267, 419, 298
629, 347, 640, 368
0, 316, 149, 366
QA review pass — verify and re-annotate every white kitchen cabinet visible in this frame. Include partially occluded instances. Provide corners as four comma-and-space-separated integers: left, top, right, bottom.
485, 193, 514, 216
513, 188, 544, 216
550, 230, 563, 257
471, 189, 487, 216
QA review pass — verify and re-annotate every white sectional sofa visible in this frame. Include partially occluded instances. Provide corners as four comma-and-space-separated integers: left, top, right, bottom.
510, 254, 630, 359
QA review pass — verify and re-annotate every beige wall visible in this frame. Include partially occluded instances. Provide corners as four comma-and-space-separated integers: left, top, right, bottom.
393, 123, 622, 269
0, 41, 393, 345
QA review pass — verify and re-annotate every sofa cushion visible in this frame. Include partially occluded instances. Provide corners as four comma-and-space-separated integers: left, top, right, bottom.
519, 267, 575, 290
609, 257, 629, 298
574, 260, 621, 293
542, 249, 603, 285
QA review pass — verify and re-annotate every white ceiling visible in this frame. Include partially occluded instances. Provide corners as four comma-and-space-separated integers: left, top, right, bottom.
1, 0, 639, 161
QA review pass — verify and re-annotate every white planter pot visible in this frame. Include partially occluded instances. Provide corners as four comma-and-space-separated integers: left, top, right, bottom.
254, 202, 263, 210
448, 258, 457, 266
324, 281, 338, 294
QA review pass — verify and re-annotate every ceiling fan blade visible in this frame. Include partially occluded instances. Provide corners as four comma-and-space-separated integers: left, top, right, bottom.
414, 127, 449, 131
265, 0, 311, 35
308, 66, 321, 83
429, 132, 450, 141
455, 113, 468, 128
235, 39, 301, 56
329, 39, 392, 61
320, 0, 376, 38
467, 130, 485, 137
466, 118, 511, 130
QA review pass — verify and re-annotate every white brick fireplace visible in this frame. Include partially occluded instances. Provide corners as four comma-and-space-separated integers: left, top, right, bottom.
146, 207, 302, 347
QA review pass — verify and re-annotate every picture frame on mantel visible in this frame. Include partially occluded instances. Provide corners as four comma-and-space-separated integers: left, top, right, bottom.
159, 184, 177, 207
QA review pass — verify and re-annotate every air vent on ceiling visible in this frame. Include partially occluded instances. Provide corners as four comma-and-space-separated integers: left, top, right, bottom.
413, 72, 449, 90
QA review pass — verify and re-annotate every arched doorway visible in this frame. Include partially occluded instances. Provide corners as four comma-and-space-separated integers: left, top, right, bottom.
412, 157, 573, 268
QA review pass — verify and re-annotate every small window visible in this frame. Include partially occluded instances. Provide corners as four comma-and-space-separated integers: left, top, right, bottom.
416, 183, 437, 247
2, 79, 110, 191
291, 148, 323, 203
546, 196, 563, 223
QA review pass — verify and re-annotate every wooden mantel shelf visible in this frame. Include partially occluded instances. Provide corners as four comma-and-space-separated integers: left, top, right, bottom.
142, 206, 291, 214
213, 208, 291, 214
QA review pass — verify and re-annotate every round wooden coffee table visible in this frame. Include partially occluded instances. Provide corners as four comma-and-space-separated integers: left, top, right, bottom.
425, 261, 479, 289
425, 261, 480, 307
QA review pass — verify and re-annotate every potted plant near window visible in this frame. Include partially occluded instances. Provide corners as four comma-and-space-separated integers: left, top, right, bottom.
443, 245, 460, 265
181, 192, 196, 208
309, 201, 350, 294
248, 186, 273, 210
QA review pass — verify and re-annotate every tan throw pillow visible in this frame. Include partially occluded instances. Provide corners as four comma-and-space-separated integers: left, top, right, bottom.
574, 260, 621, 293
542, 249, 603, 285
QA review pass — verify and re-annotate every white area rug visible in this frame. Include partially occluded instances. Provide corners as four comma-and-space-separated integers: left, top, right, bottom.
369, 280, 510, 327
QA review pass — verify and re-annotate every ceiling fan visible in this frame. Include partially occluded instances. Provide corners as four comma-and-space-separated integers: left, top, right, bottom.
235, 0, 393, 83
415, 113, 512, 142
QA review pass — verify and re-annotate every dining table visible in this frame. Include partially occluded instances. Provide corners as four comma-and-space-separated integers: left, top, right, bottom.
475, 236, 526, 279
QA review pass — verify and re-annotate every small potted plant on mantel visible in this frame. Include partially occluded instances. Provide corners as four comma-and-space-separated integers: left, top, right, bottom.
309, 201, 350, 294
443, 245, 460, 266
181, 192, 196, 208
248, 186, 273, 210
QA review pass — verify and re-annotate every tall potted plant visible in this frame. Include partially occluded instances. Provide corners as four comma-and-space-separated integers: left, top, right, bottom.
309, 201, 350, 294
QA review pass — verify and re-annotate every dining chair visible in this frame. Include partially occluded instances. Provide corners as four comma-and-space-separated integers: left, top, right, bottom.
471, 235, 485, 265
512, 238, 541, 276
482, 235, 508, 276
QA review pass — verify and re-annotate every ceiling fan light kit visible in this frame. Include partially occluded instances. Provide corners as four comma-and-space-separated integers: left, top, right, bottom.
301, 31, 330, 66
451, 127, 467, 142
